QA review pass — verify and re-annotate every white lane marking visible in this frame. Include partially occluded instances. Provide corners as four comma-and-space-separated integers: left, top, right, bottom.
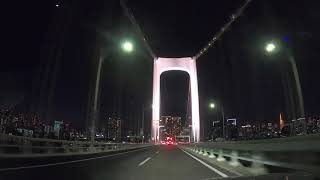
179, 148, 228, 177
0, 147, 151, 172
138, 157, 151, 166
155, 151, 159, 154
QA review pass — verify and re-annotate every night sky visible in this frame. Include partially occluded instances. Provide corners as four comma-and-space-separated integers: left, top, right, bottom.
2, 0, 320, 137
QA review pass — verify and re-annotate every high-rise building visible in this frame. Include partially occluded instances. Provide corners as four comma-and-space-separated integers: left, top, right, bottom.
160, 116, 182, 138
107, 116, 121, 141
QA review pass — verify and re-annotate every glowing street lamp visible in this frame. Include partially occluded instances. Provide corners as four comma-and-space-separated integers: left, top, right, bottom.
122, 41, 133, 52
263, 39, 305, 133
265, 42, 276, 53
209, 103, 215, 109
209, 102, 225, 138
91, 40, 134, 144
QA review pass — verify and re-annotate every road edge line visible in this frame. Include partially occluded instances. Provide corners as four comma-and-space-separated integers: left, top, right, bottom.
0, 146, 152, 172
179, 147, 228, 177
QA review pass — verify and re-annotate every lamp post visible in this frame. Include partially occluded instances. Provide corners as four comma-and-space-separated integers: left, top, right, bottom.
141, 104, 152, 143
91, 41, 133, 144
264, 41, 305, 134
209, 102, 225, 139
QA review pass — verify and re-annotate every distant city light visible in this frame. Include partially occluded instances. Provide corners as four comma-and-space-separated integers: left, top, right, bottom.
265, 43, 276, 52
282, 36, 289, 43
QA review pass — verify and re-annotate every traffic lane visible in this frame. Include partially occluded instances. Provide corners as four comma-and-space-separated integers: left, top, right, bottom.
0, 146, 153, 169
0, 146, 158, 180
133, 145, 223, 180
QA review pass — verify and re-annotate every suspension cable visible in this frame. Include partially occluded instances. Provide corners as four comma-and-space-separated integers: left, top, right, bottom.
194, 0, 253, 60
120, 0, 157, 59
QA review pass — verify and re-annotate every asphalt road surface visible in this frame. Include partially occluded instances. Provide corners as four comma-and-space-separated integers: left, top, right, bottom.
0, 145, 237, 180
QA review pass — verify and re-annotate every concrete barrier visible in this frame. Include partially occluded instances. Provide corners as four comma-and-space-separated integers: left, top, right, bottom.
0, 133, 151, 157
181, 136, 320, 177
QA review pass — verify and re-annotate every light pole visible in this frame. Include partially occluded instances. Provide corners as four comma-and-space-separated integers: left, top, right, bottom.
141, 104, 152, 143
264, 41, 305, 133
141, 104, 144, 143
265, 42, 304, 114
209, 102, 225, 139
209, 103, 215, 109
91, 41, 133, 144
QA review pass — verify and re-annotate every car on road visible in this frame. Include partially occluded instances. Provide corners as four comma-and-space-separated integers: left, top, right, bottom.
165, 137, 175, 145
166, 140, 174, 145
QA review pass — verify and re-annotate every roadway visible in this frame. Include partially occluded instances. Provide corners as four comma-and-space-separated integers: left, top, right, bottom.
0, 145, 237, 180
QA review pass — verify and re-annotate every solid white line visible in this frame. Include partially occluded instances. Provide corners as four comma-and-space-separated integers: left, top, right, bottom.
0, 147, 151, 172
138, 157, 151, 166
180, 148, 228, 177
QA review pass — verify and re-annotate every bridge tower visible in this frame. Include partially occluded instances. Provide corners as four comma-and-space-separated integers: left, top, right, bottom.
152, 57, 200, 143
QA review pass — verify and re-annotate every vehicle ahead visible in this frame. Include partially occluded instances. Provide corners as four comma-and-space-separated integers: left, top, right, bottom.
165, 136, 174, 145
166, 140, 174, 145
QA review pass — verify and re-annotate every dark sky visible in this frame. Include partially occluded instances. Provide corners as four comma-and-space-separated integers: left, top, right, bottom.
2, 0, 320, 136
161, 71, 189, 119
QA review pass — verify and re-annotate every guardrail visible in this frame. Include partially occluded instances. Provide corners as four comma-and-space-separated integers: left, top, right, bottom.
0, 133, 150, 156
207, 134, 320, 145
181, 135, 320, 176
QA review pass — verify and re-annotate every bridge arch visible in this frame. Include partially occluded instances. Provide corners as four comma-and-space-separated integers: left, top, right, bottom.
152, 57, 200, 142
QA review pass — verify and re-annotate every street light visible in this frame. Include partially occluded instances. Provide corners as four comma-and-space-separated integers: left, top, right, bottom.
265, 42, 276, 53
91, 40, 134, 144
264, 39, 305, 134
209, 102, 225, 139
141, 104, 153, 143
209, 103, 215, 109
122, 41, 133, 52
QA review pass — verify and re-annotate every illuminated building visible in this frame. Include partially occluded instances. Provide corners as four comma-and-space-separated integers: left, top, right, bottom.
107, 116, 121, 141
160, 116, 183, 138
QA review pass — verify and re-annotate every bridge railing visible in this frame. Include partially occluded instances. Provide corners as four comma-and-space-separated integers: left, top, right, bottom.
0, 133, 150, 156
181, 135, 320, 176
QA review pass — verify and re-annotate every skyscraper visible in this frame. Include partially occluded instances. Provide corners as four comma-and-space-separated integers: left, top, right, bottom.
107, 116, 121, 141
160, 116, 182, 138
